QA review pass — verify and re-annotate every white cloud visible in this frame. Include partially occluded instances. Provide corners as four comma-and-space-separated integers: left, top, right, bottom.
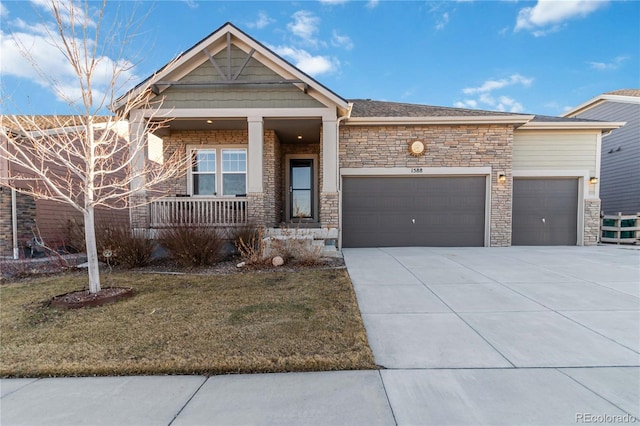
366, 0, 379, 9
462, 74, 533, 95
288, 10, 320, 42
1, 13, 138, 109
588, 55, 629, 71
319, 0, 348, 4
30, 0, 96, 28
182, 0, 198, 9
515, 0, 609, 35
331, 30, 353, 50
435, 12, 449, 30
247, 11, 275, 29
0, 3, 8, 18
270, 45, 338, 76
456, 73, 532, 113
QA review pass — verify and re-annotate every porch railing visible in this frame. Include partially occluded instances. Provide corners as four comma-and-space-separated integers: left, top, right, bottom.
149, 197, 248, 228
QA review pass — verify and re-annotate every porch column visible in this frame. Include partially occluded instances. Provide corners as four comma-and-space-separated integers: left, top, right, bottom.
129, 110, 148, 229
247, 116, 264, 193
322, 118, 338, 193
320, 117, 339, 229
247, 116, 265, 226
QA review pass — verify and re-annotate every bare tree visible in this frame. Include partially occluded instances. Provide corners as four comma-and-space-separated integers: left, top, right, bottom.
0, 0, 182, 293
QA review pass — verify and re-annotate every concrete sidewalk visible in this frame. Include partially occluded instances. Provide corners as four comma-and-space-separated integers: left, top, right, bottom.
1, 246, 639, 425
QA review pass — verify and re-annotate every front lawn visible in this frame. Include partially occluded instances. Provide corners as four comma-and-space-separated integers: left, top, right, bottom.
0, 269, 376, 377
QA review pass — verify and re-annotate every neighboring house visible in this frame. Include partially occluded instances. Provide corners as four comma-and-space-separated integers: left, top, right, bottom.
563, 89, 640, 215
0, 116, 128, 257
116, 22, 622, 248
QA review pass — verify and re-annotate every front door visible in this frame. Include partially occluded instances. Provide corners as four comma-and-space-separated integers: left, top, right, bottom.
288, 158, 315, 221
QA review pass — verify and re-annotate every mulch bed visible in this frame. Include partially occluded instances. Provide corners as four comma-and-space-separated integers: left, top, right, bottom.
50, 287, 135, 309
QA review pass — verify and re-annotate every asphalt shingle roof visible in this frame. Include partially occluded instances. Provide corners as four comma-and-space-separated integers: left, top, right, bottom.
347, 99, 605, 124
604, 89, 640, 97
348, 99, 527, 118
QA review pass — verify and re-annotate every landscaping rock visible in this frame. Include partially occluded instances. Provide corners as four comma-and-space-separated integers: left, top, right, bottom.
272, 256, 284, 267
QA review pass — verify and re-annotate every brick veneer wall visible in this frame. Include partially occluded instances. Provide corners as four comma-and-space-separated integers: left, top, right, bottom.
0, 187, 37, 256
339, 124, 515, 246
583, 199, 601, 245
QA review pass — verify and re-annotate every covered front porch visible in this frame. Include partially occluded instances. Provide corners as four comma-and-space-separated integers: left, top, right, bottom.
131, 112, 340, 233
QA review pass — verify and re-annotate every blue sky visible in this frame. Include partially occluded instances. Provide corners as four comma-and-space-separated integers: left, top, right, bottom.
1, 0, 638, 116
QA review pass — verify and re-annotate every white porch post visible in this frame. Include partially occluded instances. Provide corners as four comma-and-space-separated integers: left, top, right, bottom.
247, 116, 264, 193
129, 110, 148, 229
247, 116, 265, 226
322, 117, 338, 193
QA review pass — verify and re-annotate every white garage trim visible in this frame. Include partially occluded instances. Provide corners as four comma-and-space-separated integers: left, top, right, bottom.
338, 167, 492, 248
512, 170, 588, 246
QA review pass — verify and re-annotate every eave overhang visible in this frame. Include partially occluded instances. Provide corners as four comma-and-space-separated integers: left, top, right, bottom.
563, 95, 640, 117
343, 115, 535, 126
518, 121, 626, 132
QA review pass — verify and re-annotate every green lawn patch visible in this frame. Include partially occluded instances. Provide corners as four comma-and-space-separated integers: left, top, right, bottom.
0, 269, 376, 377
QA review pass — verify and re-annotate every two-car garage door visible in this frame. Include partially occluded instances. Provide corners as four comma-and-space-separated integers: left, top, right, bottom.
342, 176, 486, 247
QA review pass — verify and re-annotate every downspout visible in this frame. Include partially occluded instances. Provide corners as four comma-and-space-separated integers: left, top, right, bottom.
336, 103, 353, 251
11, 188, 18, 259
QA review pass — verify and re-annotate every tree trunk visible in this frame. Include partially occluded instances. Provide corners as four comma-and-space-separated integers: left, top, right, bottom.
84, 206, 101, 293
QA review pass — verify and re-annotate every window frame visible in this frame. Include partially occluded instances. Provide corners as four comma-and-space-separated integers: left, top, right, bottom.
221, 148, 248, 196
187, 145, 247, 197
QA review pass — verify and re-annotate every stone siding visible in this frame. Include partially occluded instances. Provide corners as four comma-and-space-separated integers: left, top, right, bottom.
339, 124, 515, 246
583, 198, 601, 246
320, 192, 339, 228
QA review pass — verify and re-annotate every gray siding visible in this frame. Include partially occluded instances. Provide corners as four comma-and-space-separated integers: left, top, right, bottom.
574, 101, 640, 214
156, 45, 324, 109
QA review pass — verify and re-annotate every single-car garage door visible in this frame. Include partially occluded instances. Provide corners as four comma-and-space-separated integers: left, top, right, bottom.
342, 176, 486, 247
512, 178, 579, 245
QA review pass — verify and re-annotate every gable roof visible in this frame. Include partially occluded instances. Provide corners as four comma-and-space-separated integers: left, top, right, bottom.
563, 88, 640, 117
114, 22, 348, 114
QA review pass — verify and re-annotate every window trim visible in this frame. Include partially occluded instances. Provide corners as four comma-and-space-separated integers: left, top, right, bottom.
221, 148, 248, 196
187, 145, 247, 197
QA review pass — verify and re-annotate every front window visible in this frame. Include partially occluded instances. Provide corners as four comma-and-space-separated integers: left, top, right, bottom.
192, 149, 216, 195
222, 149, 247, 196
189, 147, 246, 196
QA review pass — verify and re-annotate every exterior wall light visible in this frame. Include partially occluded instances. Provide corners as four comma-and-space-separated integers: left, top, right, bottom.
589, 177, 598, 184
498, 173, 507, 183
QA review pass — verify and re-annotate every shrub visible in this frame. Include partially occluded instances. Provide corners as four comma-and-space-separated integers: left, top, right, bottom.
158, 224, 225, 267
97, 225, 155, 269
64, 217, 155, 269
234, 226, 267, 265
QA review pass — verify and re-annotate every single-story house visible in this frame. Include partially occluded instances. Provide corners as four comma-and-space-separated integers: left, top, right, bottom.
563, 89, 639, 215
116, 22, 623, 249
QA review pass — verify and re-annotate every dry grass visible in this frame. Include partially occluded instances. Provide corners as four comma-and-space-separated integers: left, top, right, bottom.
0, 269, 375, 377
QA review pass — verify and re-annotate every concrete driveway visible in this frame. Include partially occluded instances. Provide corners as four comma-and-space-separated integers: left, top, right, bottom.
344, 246, 640, 425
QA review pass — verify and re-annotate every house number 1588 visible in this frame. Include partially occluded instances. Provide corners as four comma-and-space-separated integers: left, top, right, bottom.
410, 168, 423, 173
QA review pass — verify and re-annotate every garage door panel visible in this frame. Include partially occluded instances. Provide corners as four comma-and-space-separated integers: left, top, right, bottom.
512, 178, 578, 246
342, 176, 486, 247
